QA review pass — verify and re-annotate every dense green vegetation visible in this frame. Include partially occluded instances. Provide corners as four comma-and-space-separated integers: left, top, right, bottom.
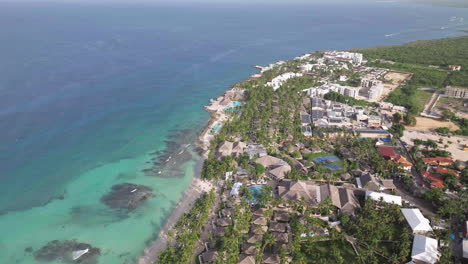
341, 199, 412, 264
201, 156, 233, 180
156, 190, 216, 264
354, 36, 468, 114
214, 199, 253, 264
441, 109, 468, 136
354, 36, 468, 79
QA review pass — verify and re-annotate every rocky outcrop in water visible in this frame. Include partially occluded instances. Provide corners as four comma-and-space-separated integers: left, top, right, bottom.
143, 128, 201, 177
34, 240, 100, 264
101, 183, 153, 211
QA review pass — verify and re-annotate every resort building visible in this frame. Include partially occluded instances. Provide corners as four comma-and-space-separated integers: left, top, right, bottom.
356, 174, 382, 191
300, 64, 315, 72
278, 180, 360, 214
367, 115, 382, 127
255, 155, 291, 180
376, 145, 412, 170
278, 180, 318, 204
445, 86, 468, 99
365, 191, 402, 206
215, 141, 246, 160
379, 102, 407, 113
393, 155, 413, 171
237, 255, 256, 264
318, 184, 360, 215
300, 113, 312, 126
245, 144, 267, 159
303, 83, 360, 99
421, 171, 445, 189
422, 157, 454, 166
301, 126, 312, 136
266, 72, 303, 91
356, 174, 397, 191
323, 51, 364, 65
401, 208, 433, 234
411, 235, 440, 264
361, 78, 384, 100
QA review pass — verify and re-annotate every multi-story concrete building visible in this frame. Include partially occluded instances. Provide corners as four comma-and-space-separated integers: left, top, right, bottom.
361, 78, 381, 88
361, 78, 384, 100
303, 83, 360, 99
445, 86, 468, 99
266, 72, 303, 91
368, 85, 384, 100
323, 51, 363, 65
344, 87, 360, 98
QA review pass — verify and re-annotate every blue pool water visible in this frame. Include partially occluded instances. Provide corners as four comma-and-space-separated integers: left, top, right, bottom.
224, 101, 242, 111
211, 123, 221, 133
314, 156, 340, 163
313, 156, 343, 171
248, 186, 263, 204
232, 101, 242, 107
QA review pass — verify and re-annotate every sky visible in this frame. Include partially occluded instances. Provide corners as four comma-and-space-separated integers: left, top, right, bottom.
0, 0, 466, 9
0, 0, 371, 4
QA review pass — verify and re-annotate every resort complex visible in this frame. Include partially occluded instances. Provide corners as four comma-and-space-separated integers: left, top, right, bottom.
155, 37, 468, 264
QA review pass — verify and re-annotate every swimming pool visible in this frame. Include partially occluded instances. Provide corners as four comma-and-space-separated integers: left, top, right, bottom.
248, 186, 263, 204
224, 101, 242, 112
313, 156, 339, 163
211, 122, 221, 134
313, 155, 343, 171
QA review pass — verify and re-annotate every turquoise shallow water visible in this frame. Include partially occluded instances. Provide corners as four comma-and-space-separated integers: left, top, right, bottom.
1, 151, 196, 263
0, 1, 467, 263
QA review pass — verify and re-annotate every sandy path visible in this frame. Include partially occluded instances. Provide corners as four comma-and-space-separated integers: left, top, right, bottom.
406, 117, 459, 131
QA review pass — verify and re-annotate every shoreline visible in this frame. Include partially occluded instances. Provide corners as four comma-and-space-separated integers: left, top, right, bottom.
136, 70, 258, 264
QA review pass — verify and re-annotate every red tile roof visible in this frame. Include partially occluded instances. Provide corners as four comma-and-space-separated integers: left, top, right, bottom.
394, 155, 413, 167
434, 167, 461, 178
422, 171, 445, 188
428, 175, 445, 188
422, 157, 454, 166
377, 146, 397, 159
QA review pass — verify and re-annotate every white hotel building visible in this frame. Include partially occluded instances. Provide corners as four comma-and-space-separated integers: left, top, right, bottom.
266, 72, 303, 91
303, 83, 360, 99
323, 51, 364, 65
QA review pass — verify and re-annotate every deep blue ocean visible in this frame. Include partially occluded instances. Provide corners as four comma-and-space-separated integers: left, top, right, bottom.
0, 1, 467, 263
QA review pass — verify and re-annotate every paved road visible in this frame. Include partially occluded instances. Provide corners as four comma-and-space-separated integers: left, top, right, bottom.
393, 178, 435, 216
393, 139, 436, 216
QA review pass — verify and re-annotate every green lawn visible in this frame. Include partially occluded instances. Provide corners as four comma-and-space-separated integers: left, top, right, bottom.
415, 90, 435, 110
